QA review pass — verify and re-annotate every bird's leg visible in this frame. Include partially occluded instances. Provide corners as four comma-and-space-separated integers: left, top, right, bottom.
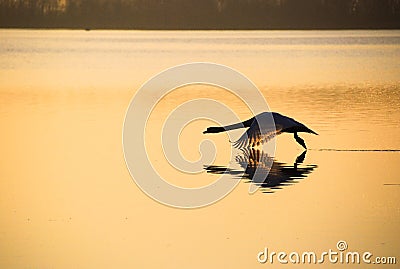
295, 150, 307, 164
294, 132, 307, 149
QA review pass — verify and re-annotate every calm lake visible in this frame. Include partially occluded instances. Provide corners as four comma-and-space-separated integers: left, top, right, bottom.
0, 29, 399, 268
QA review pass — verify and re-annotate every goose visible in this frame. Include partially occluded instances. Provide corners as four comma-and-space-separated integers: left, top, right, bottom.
203, 112, 317, 149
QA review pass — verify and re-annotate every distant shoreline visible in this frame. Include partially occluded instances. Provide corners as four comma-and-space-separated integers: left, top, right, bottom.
2, 0, 399, 32
1, 27, 399, 31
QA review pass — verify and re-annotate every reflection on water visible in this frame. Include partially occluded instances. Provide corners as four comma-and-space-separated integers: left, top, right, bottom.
206, 149, 317, 193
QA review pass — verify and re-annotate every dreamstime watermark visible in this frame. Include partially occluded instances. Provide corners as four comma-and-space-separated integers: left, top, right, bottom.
257, 240, 397, 265
122, 63, 276, 208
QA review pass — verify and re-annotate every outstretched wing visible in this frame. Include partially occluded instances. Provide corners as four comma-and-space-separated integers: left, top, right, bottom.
233, 116, 281, 148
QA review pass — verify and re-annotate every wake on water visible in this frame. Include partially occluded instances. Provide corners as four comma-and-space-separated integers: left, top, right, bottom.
313, 149, 400, 152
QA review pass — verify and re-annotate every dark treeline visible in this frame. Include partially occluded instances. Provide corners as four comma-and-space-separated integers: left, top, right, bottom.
1, 0, 400, 29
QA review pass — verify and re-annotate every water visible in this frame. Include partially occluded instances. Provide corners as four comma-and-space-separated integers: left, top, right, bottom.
0, 30, 399, 268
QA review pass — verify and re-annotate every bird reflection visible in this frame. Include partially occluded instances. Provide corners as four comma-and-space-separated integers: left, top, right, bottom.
205, 149, 317, 193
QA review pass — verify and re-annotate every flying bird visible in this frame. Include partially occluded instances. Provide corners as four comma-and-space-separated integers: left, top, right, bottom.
203, 112, 317, 149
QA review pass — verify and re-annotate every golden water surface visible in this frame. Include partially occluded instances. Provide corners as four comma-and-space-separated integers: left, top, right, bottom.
0, 30, 399, 268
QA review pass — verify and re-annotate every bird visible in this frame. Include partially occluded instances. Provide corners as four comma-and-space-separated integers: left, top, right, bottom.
203, 112, 317, 149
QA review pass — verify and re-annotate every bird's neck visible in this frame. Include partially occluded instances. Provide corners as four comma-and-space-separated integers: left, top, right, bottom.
223, 122, 247, 131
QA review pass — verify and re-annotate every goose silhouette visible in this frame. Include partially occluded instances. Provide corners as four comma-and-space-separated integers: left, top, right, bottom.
203, 112, 317, 149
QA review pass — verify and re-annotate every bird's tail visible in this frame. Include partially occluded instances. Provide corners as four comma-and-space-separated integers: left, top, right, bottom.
306, 127, 318, 135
